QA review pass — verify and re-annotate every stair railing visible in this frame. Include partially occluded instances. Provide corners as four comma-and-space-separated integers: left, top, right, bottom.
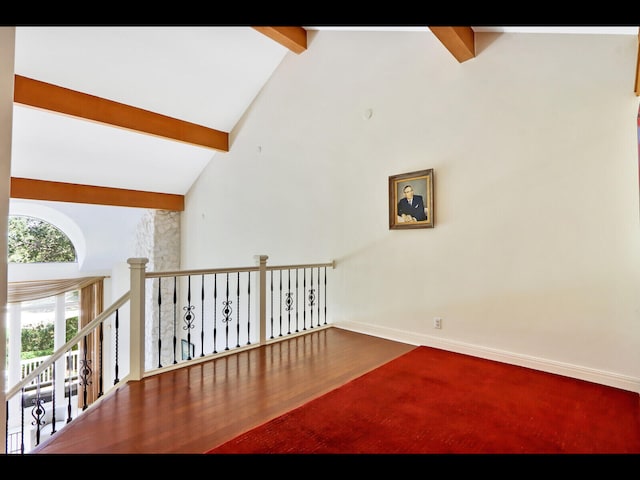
3, 254, 334, 454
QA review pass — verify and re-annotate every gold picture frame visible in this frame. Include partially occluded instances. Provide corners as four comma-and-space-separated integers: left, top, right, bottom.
389, 169, 434, 229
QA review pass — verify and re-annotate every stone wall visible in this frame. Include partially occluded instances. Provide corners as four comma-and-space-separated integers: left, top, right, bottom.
134, 209, 180, 369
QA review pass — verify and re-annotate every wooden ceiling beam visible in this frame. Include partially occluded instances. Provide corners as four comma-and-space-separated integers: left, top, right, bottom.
13, 75, 229, 152
253, 27, 307, 54
428, 26, 475, 63
10, 177, 184, 211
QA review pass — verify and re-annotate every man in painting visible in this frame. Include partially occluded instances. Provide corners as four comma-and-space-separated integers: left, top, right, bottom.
397, 184, 427, 222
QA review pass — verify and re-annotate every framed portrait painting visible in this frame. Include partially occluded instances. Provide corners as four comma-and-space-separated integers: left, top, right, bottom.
388, 169, 434, 230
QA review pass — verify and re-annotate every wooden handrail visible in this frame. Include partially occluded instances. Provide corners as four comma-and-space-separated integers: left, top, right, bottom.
6, 291, 130, 399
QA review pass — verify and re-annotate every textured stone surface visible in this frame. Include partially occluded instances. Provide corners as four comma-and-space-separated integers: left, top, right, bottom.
134, 209, 181, 368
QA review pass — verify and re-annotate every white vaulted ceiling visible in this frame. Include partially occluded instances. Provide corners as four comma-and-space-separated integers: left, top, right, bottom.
10, 26, 638, 197
11, 26, 290, 195
7, 25, 638, 273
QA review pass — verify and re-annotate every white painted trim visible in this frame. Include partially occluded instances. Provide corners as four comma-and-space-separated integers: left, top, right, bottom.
333, 321, 640, 394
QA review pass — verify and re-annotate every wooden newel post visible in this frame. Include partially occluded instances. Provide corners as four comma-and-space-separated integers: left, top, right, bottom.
255, 255, 268, 345
128, 257, 148, 381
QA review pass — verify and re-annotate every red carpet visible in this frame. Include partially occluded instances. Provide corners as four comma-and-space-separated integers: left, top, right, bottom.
207, 346, 640, 454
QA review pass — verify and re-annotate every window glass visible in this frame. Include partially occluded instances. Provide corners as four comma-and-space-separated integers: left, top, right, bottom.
8, 215, 77, 263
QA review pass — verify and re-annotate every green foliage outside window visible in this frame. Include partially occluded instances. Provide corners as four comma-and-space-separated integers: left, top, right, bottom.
20, 317, 79, 359
7, 216, 80, 360
8, 216, 77, 263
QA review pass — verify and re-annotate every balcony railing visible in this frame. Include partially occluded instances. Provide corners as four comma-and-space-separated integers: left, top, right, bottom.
6, 352, 80, 454
20, 351, 79, 403
3, 255, 335, 454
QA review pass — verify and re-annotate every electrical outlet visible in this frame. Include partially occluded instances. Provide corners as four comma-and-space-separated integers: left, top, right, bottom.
433, 317, 442, 329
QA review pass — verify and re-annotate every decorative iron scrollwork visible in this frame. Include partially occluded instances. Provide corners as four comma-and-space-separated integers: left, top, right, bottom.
79, 359, 93, 387
308, 288, 316, 307
183, 304, 196, 331
222, 300, 233, 323
285, 292, 294, 311
31, 397, 46, 428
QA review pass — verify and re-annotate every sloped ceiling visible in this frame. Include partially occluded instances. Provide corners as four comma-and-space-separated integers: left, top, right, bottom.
7, 25, 638, 274
10, 26, 639, 210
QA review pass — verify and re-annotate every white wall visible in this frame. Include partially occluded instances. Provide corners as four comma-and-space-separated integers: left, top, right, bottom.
182, 31, 640, 391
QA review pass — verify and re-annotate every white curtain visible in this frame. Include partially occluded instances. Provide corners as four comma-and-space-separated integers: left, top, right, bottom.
7, 277, 105, 304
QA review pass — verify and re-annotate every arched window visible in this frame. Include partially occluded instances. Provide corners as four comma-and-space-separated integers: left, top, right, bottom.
8, 215, 77, 263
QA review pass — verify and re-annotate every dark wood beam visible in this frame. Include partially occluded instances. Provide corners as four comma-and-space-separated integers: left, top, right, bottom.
428, 27, 475, 63
13, 75, 229, 152
253, 27, 307, 54
10, 177, 184, 211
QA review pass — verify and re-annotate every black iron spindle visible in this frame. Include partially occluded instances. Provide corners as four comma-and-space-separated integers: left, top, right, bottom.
31, 378, 45, 446
286, 269, 292, 334
279, 270, 283, 336
316, 267, 321, 327
223, 273, 231, 350
235, 272, 240, 348
173, 276, 177, 364
50, 361, 57, 432
113, 310, 120, 384
270, 270, 274, 339
324, 266, 328, 325
183, 275, 195, 361
79, 335, 91, 411
4, 399, 10, 454
295, 269, 299, 332
201, 274, 205, 356
246, 271, 251, 345
20, 389, 26, 453
309, 267, 315, 328
66, 350, 73, 422
303, 268, 307, 331
98, 322, 104, 398
213, 274, 218, 354
157, 278, 162, 368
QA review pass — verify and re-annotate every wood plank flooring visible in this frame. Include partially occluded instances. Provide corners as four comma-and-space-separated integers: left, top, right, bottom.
30, 326, 416, 454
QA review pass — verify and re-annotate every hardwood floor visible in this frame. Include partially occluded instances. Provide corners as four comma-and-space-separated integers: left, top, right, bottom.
30, 326, 416, 454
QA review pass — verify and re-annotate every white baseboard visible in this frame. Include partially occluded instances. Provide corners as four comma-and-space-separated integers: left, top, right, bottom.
333, 321, 640, 394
